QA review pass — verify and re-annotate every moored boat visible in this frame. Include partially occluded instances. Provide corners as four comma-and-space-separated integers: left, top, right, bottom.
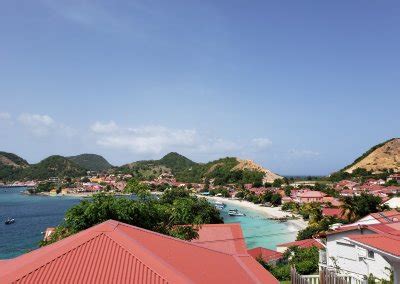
214, 201, 226, 208
5, 218, 15, 225
228, 209, 245, 217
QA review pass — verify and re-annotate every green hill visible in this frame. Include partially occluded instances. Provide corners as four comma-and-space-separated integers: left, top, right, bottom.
0, 151, 29, 181
119, 153, 281, 185
68, 154, 113, 171
158, 152, 196, 173
21, 155, 86, 180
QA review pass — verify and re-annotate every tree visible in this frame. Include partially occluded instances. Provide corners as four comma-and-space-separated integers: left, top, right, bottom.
42, 188, 223, 246
124, 178, 150, 199
340, 193, 384, 222
284, 186, 293, 197
272, 178, 284, 187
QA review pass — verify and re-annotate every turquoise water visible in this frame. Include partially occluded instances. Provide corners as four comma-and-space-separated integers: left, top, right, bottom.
0, 188, 296, 259
219, 203, 297, 249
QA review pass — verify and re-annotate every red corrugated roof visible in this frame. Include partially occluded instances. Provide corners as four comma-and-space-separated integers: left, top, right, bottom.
192, 223, 248, 254
322, 208, 345, 219
297, 191, 327, 198
248, 247, 283, 263
370, 210, 400, 223
348, 233, 400, 257
0, 220, 278, 283
277, 238, 323, 249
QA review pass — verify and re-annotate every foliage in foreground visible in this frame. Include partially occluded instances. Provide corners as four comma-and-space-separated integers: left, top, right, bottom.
41, 187, 223, 246
259, 246, 319, 281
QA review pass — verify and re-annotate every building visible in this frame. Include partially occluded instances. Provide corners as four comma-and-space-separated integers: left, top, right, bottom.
387, 174, 400, 183
248, 247, 283, 265
384, 197, 400, 209
341, 210, 400, 227
344, 225, 400, 283
276, 238, 324, 253
295, 190, 327, 204
0, 220, 278, 283
322, 208, 346, 220
321, 221, 400, 281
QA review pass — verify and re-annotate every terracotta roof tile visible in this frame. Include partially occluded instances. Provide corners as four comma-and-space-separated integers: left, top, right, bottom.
248, 247, 283, 262
277, 238, 323, 249
0, 220, 278, 284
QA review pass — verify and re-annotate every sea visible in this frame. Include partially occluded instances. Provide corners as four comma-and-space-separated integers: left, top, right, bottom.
0, 187, 297, 259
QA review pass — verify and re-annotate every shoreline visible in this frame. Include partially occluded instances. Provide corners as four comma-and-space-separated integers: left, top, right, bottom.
200, 195, 308, 231
23, 191, 132, 198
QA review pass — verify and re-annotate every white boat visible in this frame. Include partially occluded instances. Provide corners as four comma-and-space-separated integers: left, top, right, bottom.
228, 209, 245, 217
214, 201, 226, 207
5, 218, 15, 225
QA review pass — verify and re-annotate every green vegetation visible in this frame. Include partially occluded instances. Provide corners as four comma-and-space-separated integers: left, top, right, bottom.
259, 246, 319, 281
235, 189, 282, 206
177, 157, 265, 185
67, 154, 113, 171
22, 156, 86, 180
291, 193, 389, 240
0, 151, 29, 181
119, 154, 268, 186
119, 152, 196, 180
0, 151, 29, 166
158, 152, 197, 173
0, 152, 91, 181
340, 193, 388, 222
41, 187, 223, 246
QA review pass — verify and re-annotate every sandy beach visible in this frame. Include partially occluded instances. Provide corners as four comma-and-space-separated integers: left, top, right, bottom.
201, 195, 308, 230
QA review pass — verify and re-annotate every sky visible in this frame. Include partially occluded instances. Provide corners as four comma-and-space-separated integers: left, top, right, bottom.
1, 1, 400, 175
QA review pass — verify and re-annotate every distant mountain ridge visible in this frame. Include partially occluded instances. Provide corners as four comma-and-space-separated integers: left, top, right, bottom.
0, 152, 112, 181
343, 138, 400, 173
22, 155, 86, 180
0, 150, 282, 184
121, 153, 282, 185
67, 154, 113, 171
0, 151, 29, 168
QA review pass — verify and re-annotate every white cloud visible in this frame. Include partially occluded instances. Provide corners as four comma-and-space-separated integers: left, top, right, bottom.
18, 113, 76, 138
18, 113, 55, 136
0, 112, 11, 120
252, 138, 272, 148
90, 121, 263, 157
92, 122, 197, 155
91, 121, 119, 134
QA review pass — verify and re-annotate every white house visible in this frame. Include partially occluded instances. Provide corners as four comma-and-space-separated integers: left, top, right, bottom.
321, 220, 400, 281
384, 197, 400, 209
340, 210, 400, 227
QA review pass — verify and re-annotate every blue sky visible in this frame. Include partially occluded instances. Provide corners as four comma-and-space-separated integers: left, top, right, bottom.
0, 1, 399, 175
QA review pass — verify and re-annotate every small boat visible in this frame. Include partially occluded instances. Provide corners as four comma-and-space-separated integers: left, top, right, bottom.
215, 204, 225, 210
5, 218, 15, 225
214, 201, 226, 208
228, 209, 245, 217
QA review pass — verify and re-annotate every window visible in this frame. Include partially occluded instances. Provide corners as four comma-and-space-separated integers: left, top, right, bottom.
368, 250, 375, 259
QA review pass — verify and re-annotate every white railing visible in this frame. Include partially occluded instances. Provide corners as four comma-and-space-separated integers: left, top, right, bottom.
336, 275, 367, 284
300, 275, 319, 284
298, 273, 367, 284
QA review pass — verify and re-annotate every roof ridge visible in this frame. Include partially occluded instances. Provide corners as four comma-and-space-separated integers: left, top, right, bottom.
102, 233, 169, 283
14, 232, 105, 282
116, 222, 244, 256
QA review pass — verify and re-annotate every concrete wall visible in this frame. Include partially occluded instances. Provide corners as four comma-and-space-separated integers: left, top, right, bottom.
325, 230, 391, 281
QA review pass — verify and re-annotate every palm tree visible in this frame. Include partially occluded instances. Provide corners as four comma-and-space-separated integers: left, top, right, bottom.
340, 196, 357, 222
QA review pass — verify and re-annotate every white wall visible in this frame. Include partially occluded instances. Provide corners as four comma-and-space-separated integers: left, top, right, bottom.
325, 230, 391, 281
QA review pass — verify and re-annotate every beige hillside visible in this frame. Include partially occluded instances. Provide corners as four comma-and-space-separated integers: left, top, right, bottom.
345, 138, 400, 173
232, 158, 283, 183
